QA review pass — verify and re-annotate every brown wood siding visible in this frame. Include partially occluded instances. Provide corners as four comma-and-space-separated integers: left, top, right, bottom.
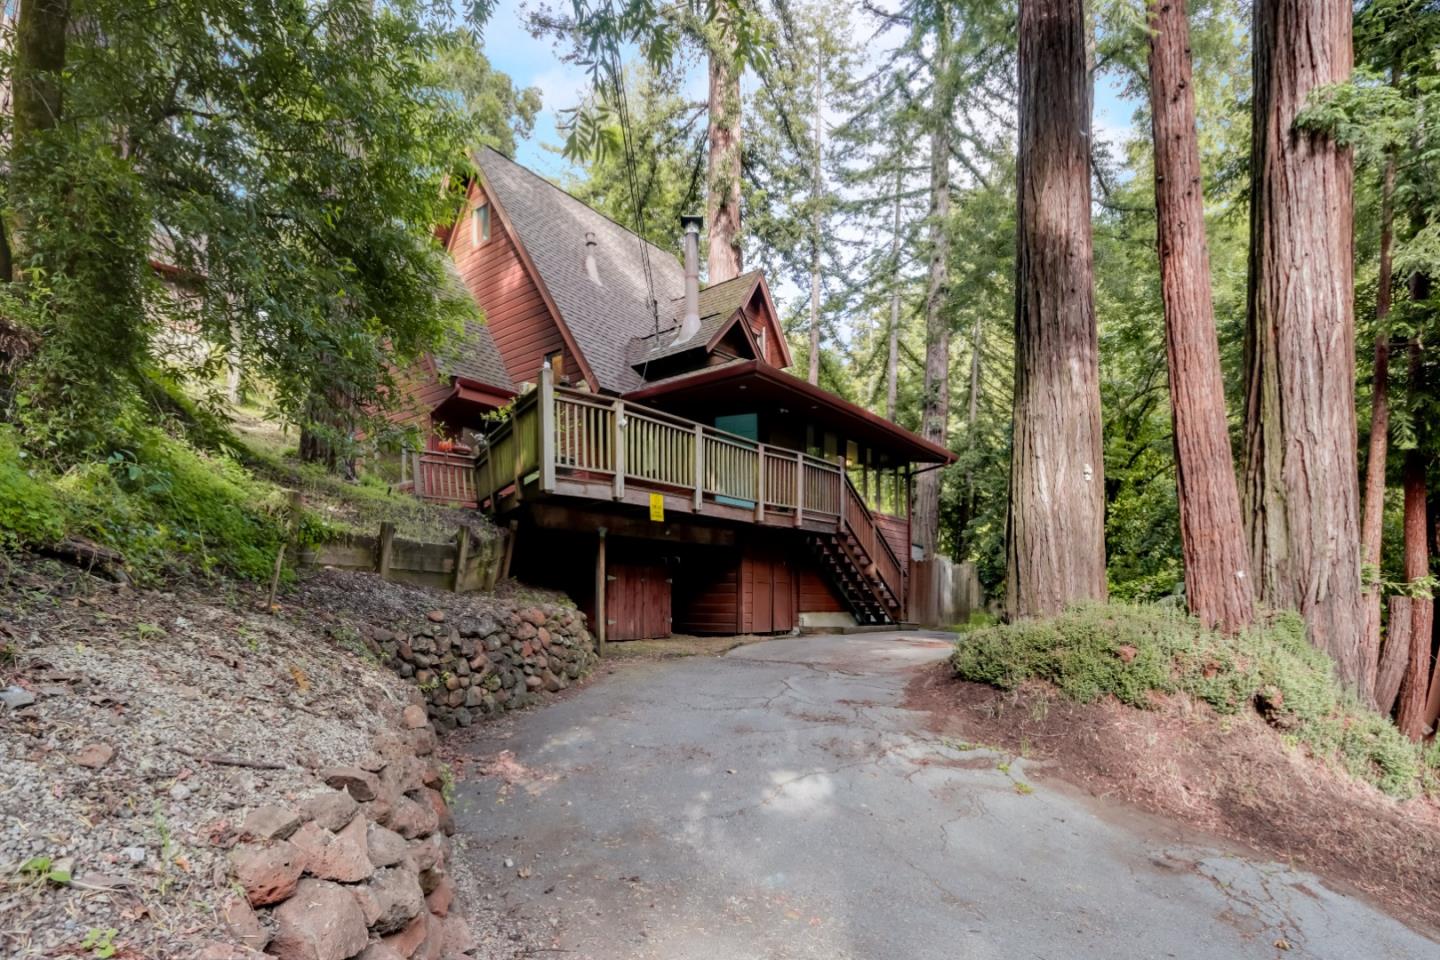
450, 182, 566, 387
740, 539, 797, 633
606, 560, 672, 641
798, 559, 847, 613
674, 550, 740, 634
875, 513, 910, 569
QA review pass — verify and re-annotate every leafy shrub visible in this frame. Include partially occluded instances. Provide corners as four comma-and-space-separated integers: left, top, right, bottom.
0, 427, 66, 549
952, 603, 1425, 798
56, 427, 289, 581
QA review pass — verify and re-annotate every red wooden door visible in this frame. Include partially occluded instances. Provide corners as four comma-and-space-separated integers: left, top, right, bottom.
770, 554, 795, 633
743, 543, 795, 634
607, 561, 672, 641
752, 556, 773, 633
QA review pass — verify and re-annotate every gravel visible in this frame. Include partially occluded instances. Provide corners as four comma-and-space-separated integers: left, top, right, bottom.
0, 560, 420, 959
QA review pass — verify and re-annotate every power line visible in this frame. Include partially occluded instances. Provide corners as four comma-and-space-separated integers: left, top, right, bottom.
600, 0, 662, 342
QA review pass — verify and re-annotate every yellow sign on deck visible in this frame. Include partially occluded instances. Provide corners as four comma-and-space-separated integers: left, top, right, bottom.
649, 493, 665, 522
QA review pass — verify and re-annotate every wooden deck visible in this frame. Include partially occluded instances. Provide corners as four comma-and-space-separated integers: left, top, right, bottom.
418, 368, 909, 619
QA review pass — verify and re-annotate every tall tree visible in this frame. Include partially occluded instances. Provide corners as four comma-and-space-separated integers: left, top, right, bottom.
1359, 153, 1395, 697
913, 2, 953, 562
2, 0, 479, 461
1395, 274, 1432, 738
886, 167, 904, 420
806, 38, 823, 384
1006, 0, 1107, 618
705, 7, 743, 281
1144, 0, 1253, 633
1242, 0, 1364, 684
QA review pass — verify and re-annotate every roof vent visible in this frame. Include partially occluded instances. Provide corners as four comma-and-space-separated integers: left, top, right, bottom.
675, 214, 703, 344
583, 231, 602, 285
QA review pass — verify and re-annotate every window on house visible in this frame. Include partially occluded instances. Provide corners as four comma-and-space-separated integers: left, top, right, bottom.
755, 324, 766, 361
471, 202, 491, 246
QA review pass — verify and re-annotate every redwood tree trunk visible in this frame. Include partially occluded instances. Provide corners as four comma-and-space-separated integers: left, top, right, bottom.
913, 8, 953, 561
706, 12, 742, 283
1359, 154, 1396, 702
1241, 0, 1364, 686
807, 43, 823, 385
1395, 439, 1431, 740
8, 0, 70, 277
886, 168, 903, 421
1145, 0, 1254, 634
1006, 0, 1107, 619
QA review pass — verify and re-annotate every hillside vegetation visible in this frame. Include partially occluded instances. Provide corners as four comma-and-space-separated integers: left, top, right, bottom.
952, 604, 1440, 799
0, 416, 474, 586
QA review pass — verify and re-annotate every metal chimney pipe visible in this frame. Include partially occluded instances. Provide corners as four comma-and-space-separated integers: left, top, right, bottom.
583, 231, 602, 285
677, 214, 703, 343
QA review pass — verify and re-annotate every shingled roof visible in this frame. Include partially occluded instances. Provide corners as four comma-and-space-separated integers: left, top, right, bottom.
627, 271, 764, 368
431, 259, 513, 391
474, 146, 686, 394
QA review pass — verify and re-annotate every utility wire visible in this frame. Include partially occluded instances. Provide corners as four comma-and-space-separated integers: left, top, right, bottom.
601, 0, 662, 345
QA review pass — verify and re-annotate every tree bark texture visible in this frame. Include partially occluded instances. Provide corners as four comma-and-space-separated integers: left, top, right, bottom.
1145, 0, 1254, 634
1358, 155, 1396, 701
913, 8, 953, 561
886, 168, 903, 422
706, 12, 743, 284
1241, 0, 1363, 686
8, 0, 70, 276
807, 43, 823, 385
1006, 0, 1107, 619
1395, 443, 1431, 739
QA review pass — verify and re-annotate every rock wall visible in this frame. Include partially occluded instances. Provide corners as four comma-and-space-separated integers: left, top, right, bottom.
361, 603, 597, 731
218, 702, 469, 960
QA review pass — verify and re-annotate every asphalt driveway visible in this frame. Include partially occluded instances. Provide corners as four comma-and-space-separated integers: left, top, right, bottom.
452, 634, 1436, 959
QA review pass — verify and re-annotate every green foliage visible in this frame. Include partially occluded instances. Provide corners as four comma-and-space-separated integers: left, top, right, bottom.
18, 855, 72, 886
80, 928, 118, 959
952, 603, 1427, 798
54, 422, 290, 581
0, 427, 66, 550
428, 31, 543, 157
1, 0, 486, 463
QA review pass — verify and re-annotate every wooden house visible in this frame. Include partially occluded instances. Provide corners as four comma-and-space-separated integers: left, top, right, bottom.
402, 147, 954, 641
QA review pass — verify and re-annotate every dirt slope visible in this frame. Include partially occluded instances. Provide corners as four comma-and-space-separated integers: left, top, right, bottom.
907, 667, 1440, 937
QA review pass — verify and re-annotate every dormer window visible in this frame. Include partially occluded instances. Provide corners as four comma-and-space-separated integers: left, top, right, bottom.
472, 202, 491, 246
755, 325, 766, 361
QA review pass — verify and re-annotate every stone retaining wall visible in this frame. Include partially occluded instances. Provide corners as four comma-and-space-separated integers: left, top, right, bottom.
216, 703, 468, 960
360, 603, 597, 731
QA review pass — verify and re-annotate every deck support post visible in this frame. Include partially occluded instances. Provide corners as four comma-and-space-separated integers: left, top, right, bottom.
755, 443, 766, 523
539, 365, 556, 493
595, 527, 608, 655
613, 402, 627, 500
795, 452, 805, 527
482, 438, 496, 514
453, 525, 471, 592
500, 518, 518, 581
692, 424, 704, 512
376, 521, 396, 580
511, 403, 523, 502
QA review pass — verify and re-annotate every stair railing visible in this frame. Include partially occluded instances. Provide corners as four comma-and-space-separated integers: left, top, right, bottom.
841, 474, 905, 612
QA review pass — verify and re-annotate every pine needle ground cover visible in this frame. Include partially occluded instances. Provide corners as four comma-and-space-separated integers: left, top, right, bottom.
952, 603, 1439, 799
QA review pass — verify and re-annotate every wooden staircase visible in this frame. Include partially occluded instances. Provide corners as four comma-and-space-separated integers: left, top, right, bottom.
805, 476, 906, 626
806, 534, 899, 625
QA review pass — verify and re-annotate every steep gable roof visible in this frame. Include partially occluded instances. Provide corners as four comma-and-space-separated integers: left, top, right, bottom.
430, 259, 513, 391
626, 271, 764, 368
473, 146, 686, 394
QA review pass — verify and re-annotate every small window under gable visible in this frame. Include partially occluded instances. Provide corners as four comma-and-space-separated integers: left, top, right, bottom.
471, 201, 491, 246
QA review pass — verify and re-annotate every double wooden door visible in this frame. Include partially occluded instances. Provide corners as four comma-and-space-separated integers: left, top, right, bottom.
744, 543, 795, 634
607, 560, 672, 641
